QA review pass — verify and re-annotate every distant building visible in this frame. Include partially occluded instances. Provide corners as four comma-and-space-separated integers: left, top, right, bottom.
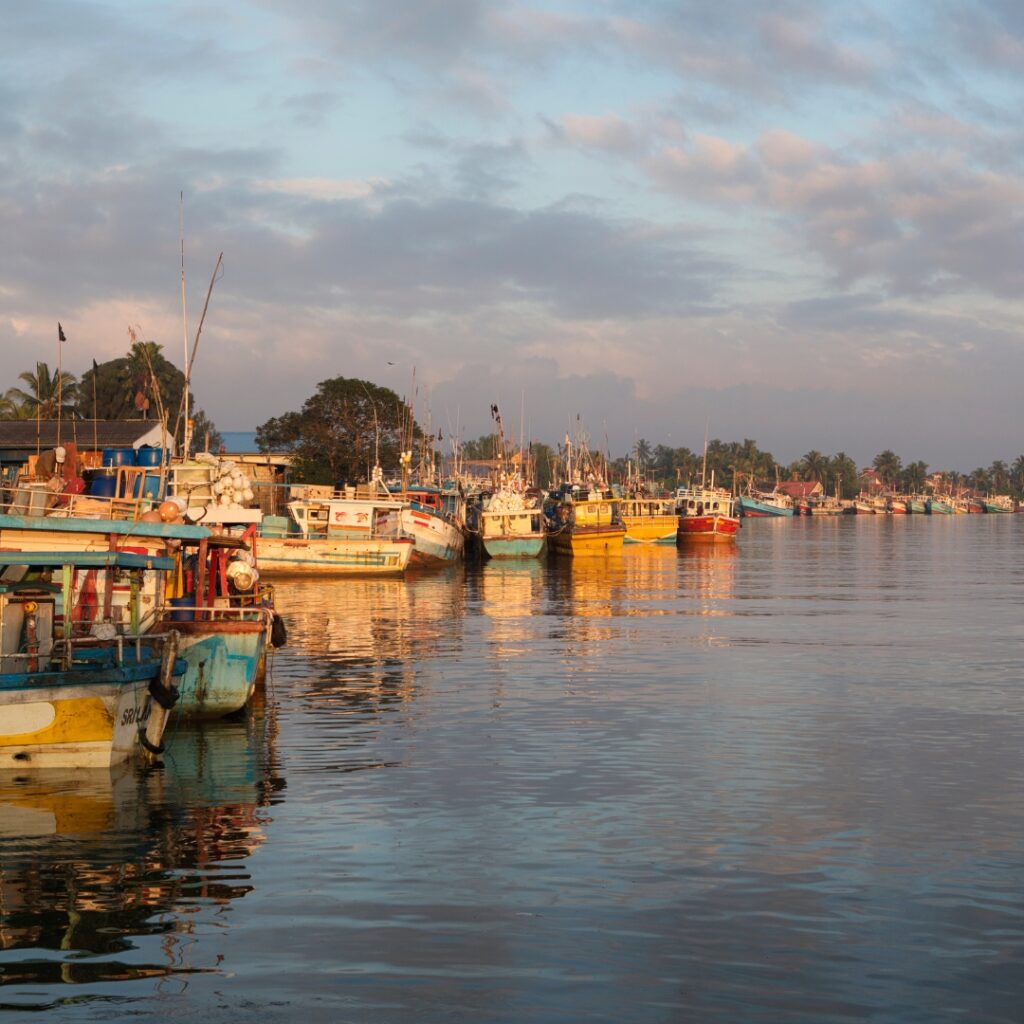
776, 480, 824, 499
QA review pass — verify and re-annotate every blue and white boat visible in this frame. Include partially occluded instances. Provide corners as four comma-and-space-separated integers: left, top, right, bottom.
738, 491, 795, 517
0, 549, 186, 768
157, 532, 278, 718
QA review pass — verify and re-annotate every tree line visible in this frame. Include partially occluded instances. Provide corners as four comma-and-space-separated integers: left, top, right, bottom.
256, 377, 1024, 498
0, 339, 220, 450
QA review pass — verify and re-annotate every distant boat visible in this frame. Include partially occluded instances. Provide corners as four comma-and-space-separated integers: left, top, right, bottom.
907, 496, 927, 514
400, 486, 466, 565
982, 495, 1015, 513
546, 487, 626, 556
619, 495, 681, 540
676, 485, 740, 543
926, 497, 953, 515
256, 495, 414, 576
475, 484, 547, 559
738, 491, 794, 517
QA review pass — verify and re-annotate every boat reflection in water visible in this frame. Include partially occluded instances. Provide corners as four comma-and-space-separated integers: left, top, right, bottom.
0, 698, 282, 1008
677, 540, 738, 620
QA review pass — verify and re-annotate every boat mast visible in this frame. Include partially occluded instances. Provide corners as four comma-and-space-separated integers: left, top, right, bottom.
180, 193, 191, 458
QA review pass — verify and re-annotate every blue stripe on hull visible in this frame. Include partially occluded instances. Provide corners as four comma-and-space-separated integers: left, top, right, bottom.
482, 537, 547, 558
173, 632, 264, 718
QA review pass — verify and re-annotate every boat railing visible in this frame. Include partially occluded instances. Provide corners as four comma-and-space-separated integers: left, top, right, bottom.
46, 628, 181, 673
156, 602, 275, 626
1, 481, 153, 522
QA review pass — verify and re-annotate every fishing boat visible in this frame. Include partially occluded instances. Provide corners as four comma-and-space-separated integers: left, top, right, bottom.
907, 496, 927, 514
474, 484, 547, 558
619, 495, 680, 541
400, 486, 466, 566
255, 494, 414, 576
676, 485, 740, 543
0, 549, 185, 768
889, 496, 908, 514
155, 530, 279, 718
738, 491, 794, 517
927, 496, 953, 515
546, 486, 626, 556
983, 495, 1015, 513
852, 497, 875, 514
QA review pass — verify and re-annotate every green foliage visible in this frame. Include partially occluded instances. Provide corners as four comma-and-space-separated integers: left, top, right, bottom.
462, 434, 502, 460
6, 362, 78, 418
256, 376, 415, 485
75, 342, 221, 452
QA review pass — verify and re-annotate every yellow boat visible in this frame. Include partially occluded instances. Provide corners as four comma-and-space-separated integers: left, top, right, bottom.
618, 496, 679, 543
546, 490, 626, 556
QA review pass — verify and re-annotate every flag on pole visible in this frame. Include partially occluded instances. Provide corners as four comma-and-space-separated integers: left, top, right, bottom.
58, 322, 66, 342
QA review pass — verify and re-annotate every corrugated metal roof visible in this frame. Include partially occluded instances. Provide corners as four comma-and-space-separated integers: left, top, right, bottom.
0, 420, 170, 450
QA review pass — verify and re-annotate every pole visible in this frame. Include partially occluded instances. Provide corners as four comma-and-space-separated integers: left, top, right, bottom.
180, 194, 191, 458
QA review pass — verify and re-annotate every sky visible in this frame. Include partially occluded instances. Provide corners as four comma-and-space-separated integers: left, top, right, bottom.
3, 0, 1024, 470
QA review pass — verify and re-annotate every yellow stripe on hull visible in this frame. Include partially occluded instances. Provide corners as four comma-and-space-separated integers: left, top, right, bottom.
549, 527, 626, 556
622, 516, 679, 543
0, 687, 155, 768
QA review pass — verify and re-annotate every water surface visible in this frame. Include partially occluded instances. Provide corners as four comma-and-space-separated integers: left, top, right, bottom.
3, 516, 1023, 1022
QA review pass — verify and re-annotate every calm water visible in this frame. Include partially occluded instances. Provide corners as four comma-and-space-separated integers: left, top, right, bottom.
3, 516, 1024, 1022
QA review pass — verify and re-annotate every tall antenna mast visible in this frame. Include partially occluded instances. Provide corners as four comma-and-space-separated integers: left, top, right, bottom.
700, 416, 709, 488
180, 193, 191, 457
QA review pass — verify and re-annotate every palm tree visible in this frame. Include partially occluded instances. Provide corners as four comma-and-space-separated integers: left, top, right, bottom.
800, 450, 828, 483
902, 460, 929, 493
6, 362, 78, 418
988, 460, 1009, 493
872, 450, 903, 489
1012, 455, 1024, 495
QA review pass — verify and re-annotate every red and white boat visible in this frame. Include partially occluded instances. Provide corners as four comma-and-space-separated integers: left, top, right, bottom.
675, 484, 740, 544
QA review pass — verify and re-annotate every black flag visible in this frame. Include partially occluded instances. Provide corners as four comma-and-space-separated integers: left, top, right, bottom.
58, 322, 66, 342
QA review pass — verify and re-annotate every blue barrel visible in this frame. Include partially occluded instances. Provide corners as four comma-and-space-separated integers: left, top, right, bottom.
102, 447, 136, 468
168, 595, 195, 622
141, 474, 162, 501
90, 472, 117, 498
135, 446, 165, 467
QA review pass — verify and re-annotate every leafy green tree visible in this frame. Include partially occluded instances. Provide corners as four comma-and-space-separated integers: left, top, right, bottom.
462, 434, 502, 460
872, 449, 903, 488
0, 390, 32, 418
529, 441, 556, 489
256, 376, 417, 485
1012, 455, 1024, 495
7, 362, 78, 418
829, 452, 859, 499
76, 342, 220, 452
901, 460, 929, 493
989, 460, 1009, 492
969, 467, 991, 493
800, 450, 828, 482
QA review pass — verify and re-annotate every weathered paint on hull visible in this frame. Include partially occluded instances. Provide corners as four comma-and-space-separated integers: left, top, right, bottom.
256, 537, 413, 576
621, 517, 680, 542
677, 515, 740, 544
549, 526, 626, 556
161, 620, 266, 718
0, 671, 168, 769
401, 511, 465, 565
737, 497, 794, 517
482, 536, 547, 558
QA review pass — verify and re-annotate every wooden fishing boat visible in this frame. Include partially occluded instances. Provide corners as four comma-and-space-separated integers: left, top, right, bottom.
155, 530, 280, 718
475, 486, 547, 558
676, 486, 740, 543
256, 497, 414, 576
983, 495, 1015, 513
738, 491, 794, 517
619, 495, 680, 542
0, 549, 185, 768
399, 486, 466, 566
546, 488, 626, 556
927, 496, 953, 515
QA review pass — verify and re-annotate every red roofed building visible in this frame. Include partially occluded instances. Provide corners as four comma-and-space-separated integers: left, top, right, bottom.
776, 480, 824, 499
